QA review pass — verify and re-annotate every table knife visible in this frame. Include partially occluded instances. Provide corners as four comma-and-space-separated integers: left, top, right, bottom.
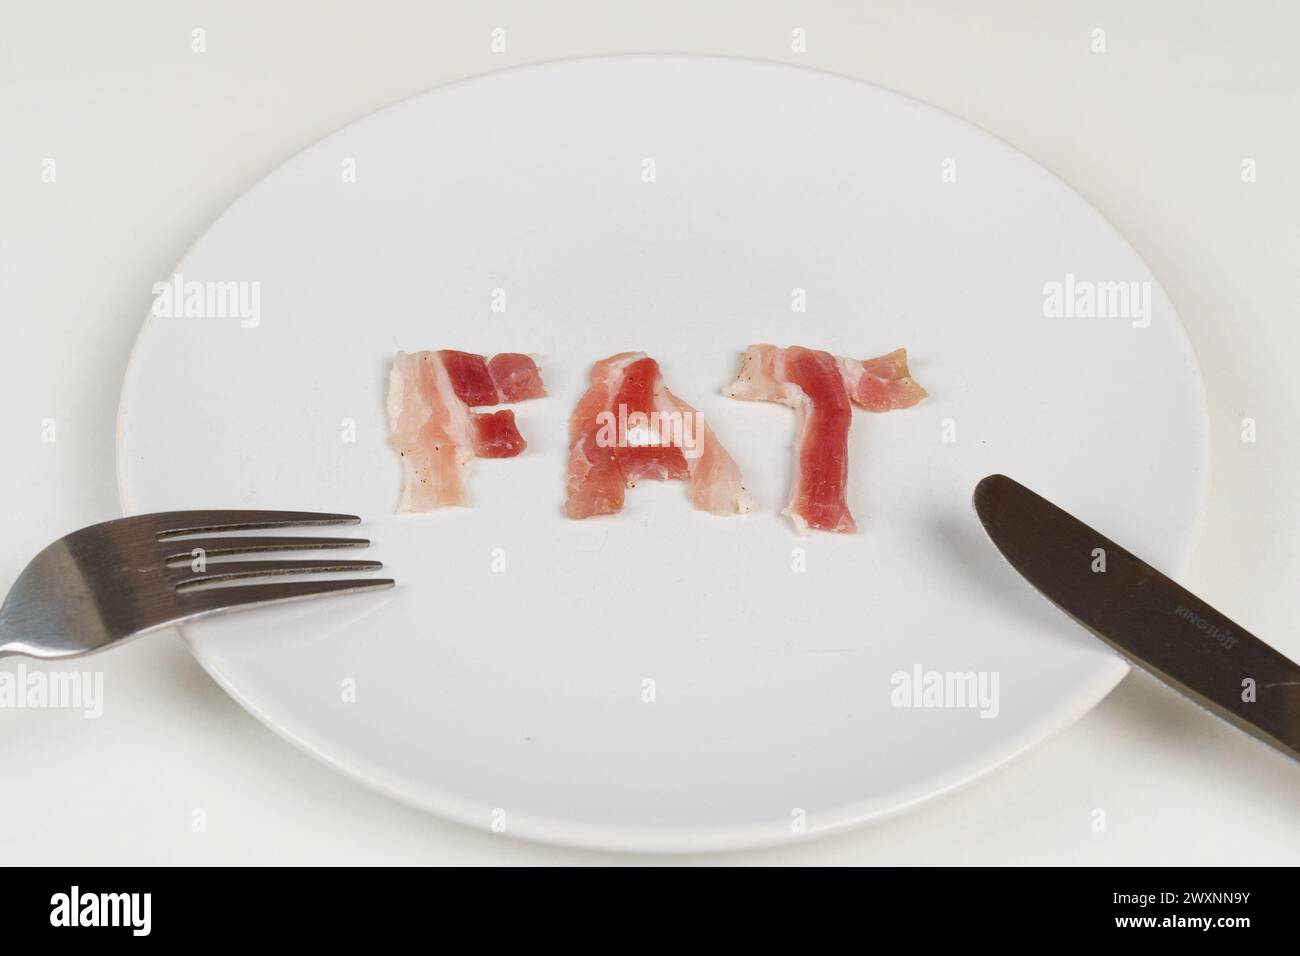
973, 473, 1300, 763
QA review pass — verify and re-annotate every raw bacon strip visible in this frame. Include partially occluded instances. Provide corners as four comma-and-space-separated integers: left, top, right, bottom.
724, 344, 926, 534
388, 351, 475, 511
725, 346, 854, 532
565, 354, 633, 518
388, 350, 545, 511
566, 352, 751, 519
785, 347, 855, 533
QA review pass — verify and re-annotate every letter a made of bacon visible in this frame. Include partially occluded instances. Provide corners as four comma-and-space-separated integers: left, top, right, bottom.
565, 352, 752, 519
388, 350, 546, 511
724, 345, 927, 533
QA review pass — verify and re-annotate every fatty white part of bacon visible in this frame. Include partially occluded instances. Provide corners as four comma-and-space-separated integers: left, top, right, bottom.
653, 383, 753, 516
722, 344, 806, 530
388, 350, 475, 511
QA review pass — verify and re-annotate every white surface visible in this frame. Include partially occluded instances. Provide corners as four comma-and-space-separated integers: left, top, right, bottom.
116, 54, 1205, 851
2, 1, 1298, 864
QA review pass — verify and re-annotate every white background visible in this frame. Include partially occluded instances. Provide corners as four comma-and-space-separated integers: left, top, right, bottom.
1, 0, 1297, 864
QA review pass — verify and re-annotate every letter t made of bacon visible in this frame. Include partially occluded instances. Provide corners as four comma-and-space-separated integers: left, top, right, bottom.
723, 345, 927, 533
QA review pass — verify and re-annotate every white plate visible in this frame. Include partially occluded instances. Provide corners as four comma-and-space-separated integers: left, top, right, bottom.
117, 55, 1207, 852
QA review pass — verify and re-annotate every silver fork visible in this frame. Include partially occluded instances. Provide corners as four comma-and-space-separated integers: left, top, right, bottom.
0, 510, 394, 660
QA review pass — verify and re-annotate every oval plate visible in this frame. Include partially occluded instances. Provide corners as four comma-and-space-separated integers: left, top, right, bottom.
117, 55, 1207, 852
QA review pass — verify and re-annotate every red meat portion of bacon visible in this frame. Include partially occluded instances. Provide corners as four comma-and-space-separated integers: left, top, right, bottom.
472, 409, 528, 458
438, 350, 499, 407
489, 353, 547, 403
437, 350, 547, 407
612, 357, 691, 483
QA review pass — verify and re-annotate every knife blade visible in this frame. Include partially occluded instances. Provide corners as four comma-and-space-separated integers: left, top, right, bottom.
973, 473, 1300, 763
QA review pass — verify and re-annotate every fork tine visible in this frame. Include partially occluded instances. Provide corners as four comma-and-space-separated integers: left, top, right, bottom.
174, 558, 384, 590
162, 535, 369, 562
154, 510, 361, 539
177, 577, 395, 616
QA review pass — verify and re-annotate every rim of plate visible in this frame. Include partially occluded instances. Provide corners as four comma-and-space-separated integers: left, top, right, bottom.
115, 53, 1212, 854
